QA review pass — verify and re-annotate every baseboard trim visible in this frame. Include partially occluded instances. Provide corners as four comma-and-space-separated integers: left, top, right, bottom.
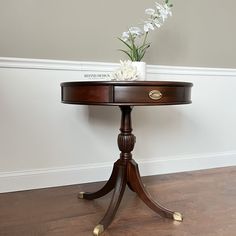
1, 151, 235, 193
0, 57, 236, 77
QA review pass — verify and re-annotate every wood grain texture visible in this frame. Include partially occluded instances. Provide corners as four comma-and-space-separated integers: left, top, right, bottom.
61, 81, 193, 106
61, 85, 112, 104
0, 166, 235, 236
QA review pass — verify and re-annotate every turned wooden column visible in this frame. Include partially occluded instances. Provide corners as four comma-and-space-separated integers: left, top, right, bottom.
118, 106, 135, 161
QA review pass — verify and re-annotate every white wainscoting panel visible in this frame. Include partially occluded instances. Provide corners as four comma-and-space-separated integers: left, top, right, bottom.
0, 57, 236, 193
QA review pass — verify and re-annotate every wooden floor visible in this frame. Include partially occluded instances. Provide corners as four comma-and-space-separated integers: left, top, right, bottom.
0, 166, 236, 236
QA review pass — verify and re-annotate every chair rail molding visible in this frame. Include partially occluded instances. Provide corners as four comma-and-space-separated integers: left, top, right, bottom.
0, 57, 236, 76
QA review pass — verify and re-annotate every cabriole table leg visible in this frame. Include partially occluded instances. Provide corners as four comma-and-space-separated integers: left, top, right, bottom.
127, 159, 183, 221
78, 160, 120, 200
93, 163, 127, 235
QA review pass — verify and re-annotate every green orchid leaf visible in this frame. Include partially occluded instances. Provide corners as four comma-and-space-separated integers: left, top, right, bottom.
117, 38, 133, 50
138, 43, 151, 51
118, 49, 133, 60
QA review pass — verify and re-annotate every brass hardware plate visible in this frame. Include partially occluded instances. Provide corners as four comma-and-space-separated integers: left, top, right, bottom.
149, 90, 162, 100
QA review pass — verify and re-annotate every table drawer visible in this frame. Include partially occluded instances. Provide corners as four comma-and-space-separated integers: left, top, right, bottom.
114, 86, 188, 104
62, 85, 111, 103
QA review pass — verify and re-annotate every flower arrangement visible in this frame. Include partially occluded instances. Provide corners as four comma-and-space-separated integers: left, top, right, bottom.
118, 0, 173, 62
111, 60, 140, 81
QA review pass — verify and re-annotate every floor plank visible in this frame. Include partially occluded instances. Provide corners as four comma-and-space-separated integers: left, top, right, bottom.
0, 166, 236, 236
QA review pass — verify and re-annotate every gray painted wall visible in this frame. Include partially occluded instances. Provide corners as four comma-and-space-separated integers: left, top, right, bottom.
0, 0, 235, 68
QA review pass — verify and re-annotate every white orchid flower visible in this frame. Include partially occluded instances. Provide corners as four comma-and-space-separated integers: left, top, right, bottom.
121, 31, 130, 41
129, 27, 144, 37
144, 22, 155, 32
118, 1, 173, 62
121, 27, 144, 42
159, 10, 168, 22
163, 4, 172, 15
153, 18, 162, 28
155, 2, 164, 10
145, 8, 155, 16
156, 3, 172, 22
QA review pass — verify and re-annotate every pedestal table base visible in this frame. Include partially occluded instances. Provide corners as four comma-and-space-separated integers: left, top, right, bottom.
79, 106, 183, 235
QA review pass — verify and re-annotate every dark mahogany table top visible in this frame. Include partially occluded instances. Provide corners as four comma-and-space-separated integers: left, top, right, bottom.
61, 81, 193, 106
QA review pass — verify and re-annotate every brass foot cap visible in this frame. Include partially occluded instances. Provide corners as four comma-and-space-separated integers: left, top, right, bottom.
78, 192, 85, 199
93, 224, 104, 236
173, 212, 183, 222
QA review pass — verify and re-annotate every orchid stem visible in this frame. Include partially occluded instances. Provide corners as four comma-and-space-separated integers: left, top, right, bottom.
142, 32, 148, 46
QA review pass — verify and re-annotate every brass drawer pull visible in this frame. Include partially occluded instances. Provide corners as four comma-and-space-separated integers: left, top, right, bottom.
149, 90, 162, 100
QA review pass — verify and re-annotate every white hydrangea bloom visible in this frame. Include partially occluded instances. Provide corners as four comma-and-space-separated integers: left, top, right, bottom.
111, 60, 140, 81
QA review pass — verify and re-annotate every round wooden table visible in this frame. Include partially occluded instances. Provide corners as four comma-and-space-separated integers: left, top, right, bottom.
61, 81, 193, 235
